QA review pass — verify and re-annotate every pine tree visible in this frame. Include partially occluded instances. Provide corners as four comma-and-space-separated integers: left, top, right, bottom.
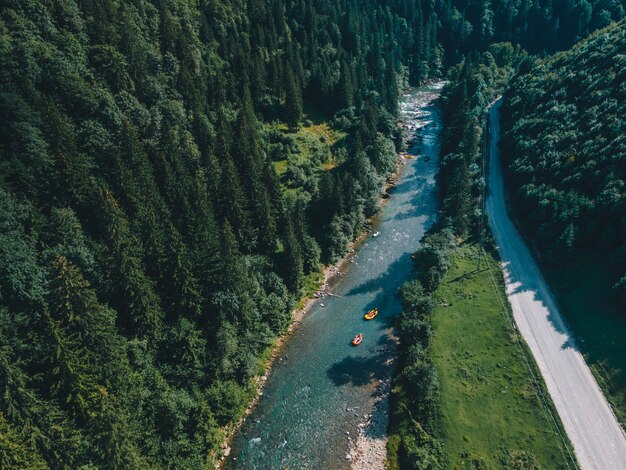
233, 86, 262, 181
219, 220, 247, 295
187, 177, 222, 296
218, 221, 258, 329
0, 412, 47, 470
281, 215, 304, 292
284, 67, 303, 130
217, 155, 253, 251
338, 58, 355, 108
443, 158, 472, 235
163, 224, 203, 319
290, 195, 321, 274
98, 188, 164, 338
252, 187, 279, 255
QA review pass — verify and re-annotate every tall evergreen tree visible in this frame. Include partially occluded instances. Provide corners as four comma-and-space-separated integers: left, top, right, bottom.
98, 189, 164, 338
284, 67, 303, 130
281, 216, 305, 293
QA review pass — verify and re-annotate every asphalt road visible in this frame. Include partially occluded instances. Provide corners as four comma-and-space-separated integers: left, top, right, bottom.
486, 99, 626, 470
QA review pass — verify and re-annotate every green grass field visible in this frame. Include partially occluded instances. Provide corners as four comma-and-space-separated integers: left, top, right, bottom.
541, 256, 626, 429
429, 244, 575, 468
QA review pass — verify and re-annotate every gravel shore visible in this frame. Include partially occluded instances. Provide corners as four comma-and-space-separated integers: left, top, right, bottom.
350, 371, 393, 469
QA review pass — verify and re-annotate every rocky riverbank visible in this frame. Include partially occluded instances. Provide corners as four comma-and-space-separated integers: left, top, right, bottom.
349, 362, 395, 469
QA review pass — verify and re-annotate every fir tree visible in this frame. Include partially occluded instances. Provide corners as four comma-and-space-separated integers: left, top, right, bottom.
281, 217, 304, 293
284, 67, 303, 130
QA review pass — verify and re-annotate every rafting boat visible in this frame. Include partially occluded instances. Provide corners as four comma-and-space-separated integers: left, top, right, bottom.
351, 333, 363, 346
364, 309, 379, 320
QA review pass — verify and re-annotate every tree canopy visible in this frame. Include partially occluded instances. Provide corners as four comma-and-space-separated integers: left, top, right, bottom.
500, 21, 626, 308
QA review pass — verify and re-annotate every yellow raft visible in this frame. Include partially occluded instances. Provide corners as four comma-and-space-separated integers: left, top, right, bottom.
364, 309, 379, 320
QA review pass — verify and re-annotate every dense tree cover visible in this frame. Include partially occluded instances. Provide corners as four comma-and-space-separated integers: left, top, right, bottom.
440, 0, 626, 63
438, 43, 526, 237
0, 0, 444, 466
500, 21, 626, 308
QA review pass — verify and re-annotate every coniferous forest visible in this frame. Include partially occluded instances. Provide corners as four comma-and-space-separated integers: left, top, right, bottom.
1, 0, 625, 467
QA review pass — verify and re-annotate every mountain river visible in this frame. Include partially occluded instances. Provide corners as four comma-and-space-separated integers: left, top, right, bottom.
228, 82, 444, 469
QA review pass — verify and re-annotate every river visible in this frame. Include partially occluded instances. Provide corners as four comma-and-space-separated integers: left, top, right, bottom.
228, 83, 443, 469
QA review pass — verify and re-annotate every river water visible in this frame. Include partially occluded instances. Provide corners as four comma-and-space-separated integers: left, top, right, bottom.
228, 83, 443, 469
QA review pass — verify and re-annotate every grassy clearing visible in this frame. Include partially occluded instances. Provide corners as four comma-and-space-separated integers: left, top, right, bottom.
295, 121, 345, 166
430, 243, 575, 468
269, 119, 346, 188
542, 255, 626, 429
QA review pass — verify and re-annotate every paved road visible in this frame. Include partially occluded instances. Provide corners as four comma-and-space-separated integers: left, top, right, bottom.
486, 99, 626, 470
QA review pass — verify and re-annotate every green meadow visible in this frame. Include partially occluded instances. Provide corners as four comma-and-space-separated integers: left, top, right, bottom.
430, 244, 575, 468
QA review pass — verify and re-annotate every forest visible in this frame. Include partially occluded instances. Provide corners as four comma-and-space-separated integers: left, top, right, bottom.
1, 0, 625, 467
500, 21, 626, 307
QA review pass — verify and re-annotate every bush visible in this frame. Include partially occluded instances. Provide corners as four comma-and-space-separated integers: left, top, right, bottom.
398, 280, 434, 315
403, 354, 439, 401
206, 380, 248, 426
397, 316, 432, 349
399, 420, 446, 469
413, 246, 450, 292
422, 228, 456, 251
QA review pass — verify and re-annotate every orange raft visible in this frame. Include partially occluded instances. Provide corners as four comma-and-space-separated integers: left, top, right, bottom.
364, 309, 379, 320
351, 333, 363, 346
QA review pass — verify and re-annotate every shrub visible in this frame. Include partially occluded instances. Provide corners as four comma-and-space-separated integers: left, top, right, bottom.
206, 380, 249, 426
398, 280, 434, 315
399, 420, 446, 469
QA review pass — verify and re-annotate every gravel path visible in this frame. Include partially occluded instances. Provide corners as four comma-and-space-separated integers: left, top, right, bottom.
486, 99, 626, 470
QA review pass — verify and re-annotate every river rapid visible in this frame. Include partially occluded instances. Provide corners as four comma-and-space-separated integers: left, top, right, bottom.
228, 83, 444, 469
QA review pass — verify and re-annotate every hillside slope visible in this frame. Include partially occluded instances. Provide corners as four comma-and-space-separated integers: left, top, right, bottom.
500, 21, 626, 306
0, 0, 437, 467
